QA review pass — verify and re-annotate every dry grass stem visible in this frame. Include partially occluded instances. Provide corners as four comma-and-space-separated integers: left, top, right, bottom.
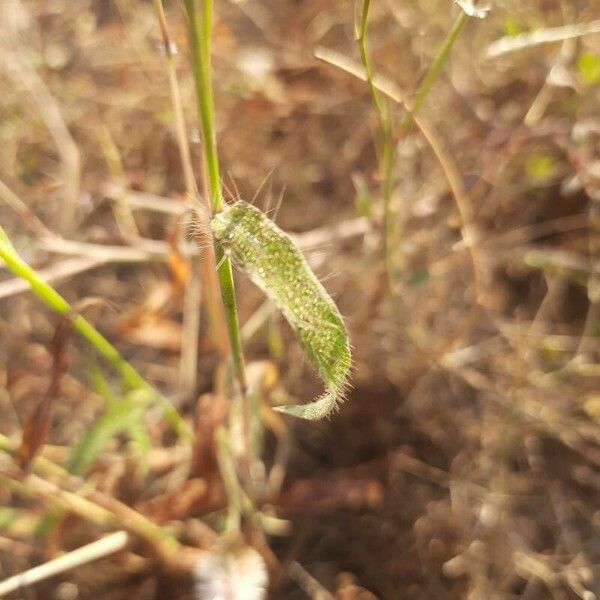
0, 532, 129, 598
486, 19, 600, 58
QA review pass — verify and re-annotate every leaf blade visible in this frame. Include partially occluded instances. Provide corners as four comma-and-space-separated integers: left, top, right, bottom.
211, 201, 351, 419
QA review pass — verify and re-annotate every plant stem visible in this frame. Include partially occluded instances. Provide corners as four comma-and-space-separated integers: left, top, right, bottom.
215, 426, 242, 531
183, 0, 221, 212
356, 0, 389, 134
153, 0, 197, 200
392, 9, 470, 285
402, 11, 470, 130
0, 432, 182, 559
153, 0, 229, 398
0, 532, 129, 597
357, 5, 470, 292
356, 0, 396, 289
0, 227, 191, 441
183, 0, 247, 394
183, 0, 253, 484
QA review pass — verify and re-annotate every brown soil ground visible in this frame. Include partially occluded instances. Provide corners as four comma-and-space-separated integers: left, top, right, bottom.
1, 1, 599, 599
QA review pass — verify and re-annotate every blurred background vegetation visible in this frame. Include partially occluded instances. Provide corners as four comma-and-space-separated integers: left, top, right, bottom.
0, 0, 599, 598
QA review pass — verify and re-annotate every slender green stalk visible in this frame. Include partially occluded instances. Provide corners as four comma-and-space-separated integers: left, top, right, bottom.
357, 5, 470, 292
215, 426, 242, 531
0, 227, 191, 441
183, 0, 222, 212
356, 0, 396, 287
153, 0, 230, 398
216, 257, 248, 392
393, 9, 470, 281
356, 0, 390, 134
183, 0, 247, 395
183, 0, 253, 491
402, 11, 470, 130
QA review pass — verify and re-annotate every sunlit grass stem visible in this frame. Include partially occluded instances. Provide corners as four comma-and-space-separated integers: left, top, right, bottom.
183, 0, 253, 491
182, 0, 247, 395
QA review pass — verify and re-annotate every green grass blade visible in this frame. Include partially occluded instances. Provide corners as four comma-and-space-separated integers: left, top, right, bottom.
211, 201, 352, 419
183, 0, 248, 395
356, 0, 396, 289
67, 389, 148, 475
402, 10, 470, 129
0, 226, 191, 441
65, 367, 152, 476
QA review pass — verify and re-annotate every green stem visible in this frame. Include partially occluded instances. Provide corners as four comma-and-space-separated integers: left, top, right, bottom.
356, 0, 396, 287
183, 0, 222, 212
0, 227, 191, 441
402, 11, 470, 130
153, 0, 232, 399
183, 0, 247, 393
357, 5, 470, 292
216, 249, 248, 391
215, 426, 242, 531
356, 0, 390, 137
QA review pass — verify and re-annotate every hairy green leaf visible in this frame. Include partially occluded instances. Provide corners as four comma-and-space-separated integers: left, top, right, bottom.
211, 201, 351, 419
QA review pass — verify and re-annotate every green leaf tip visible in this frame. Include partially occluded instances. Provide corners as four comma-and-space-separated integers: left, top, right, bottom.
211, 200, 352, 420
